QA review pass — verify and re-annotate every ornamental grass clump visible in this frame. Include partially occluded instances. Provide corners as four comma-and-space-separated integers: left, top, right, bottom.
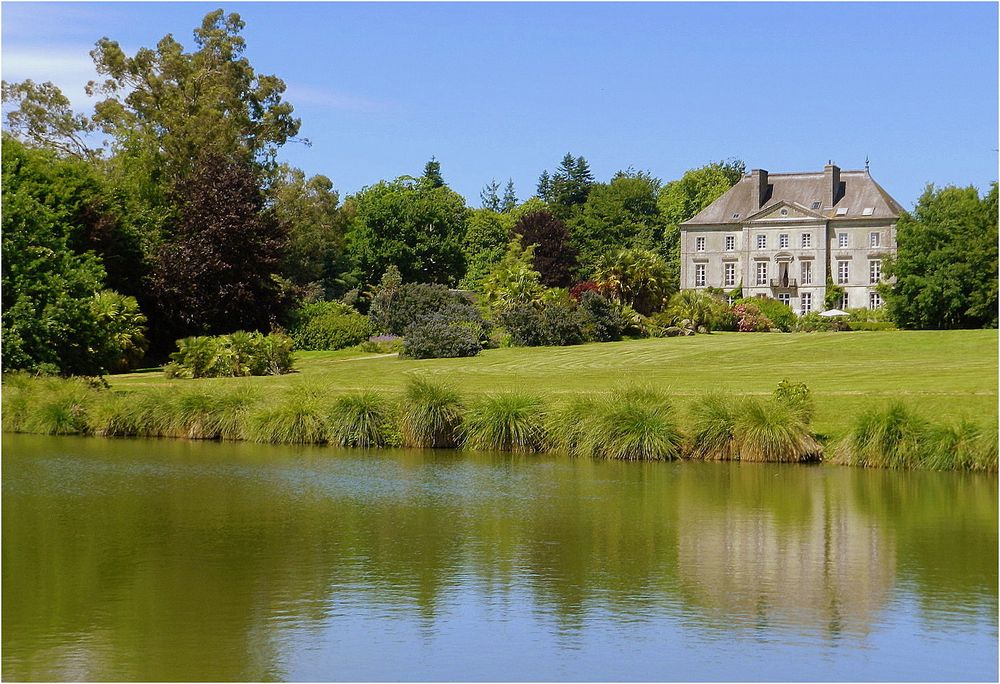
2, 372, 37, 432
580, 386, 683, 461
832, 403, 929, 468
328, 390, 397, 448
923, 419, 998, 472
546, 395, 599, 453
88, 388, 166, 437
248, 386, 329, 445
7, 375, 97, 436
462, 392, 547, 452
687, 393, 738, 460
399, 376, 464, 448
733, 397, 821, 463
688, 394, 819, 462
164, 384, 260, 440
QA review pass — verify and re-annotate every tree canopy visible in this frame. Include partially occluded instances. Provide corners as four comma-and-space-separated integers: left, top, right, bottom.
883, 183, 998, 329
345, 176, 470, 289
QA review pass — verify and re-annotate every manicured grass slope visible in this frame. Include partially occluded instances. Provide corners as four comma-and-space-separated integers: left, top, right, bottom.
111, 330, 998, 439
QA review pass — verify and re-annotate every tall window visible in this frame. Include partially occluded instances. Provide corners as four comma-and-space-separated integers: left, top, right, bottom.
779, 233, 789, 248
756, 262, 768, 285
869, 291, 882, 309
696, 236, 706, 252
695, 263, 706, 287
801, 233, 812, 248
800, 261, 812, 285
724, 263, 736, 287
801, 292, 812, 314
838, 232, 849, 248
837, 260, 850, 284
870, 231, 881, 248
725, 235, 736, 251
757, 235, 767, 250
841, 293, 849, 310
869, 259, 881, 284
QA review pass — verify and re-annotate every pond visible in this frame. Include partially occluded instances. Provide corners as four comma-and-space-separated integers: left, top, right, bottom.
3, 435, 997, 681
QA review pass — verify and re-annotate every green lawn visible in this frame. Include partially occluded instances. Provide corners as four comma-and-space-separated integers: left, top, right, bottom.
111, 330, 998, 439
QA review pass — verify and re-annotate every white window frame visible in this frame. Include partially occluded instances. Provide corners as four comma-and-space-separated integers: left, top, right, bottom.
838, 232, 848, 249
695, 263, 706, 287
779, 233, 789, 248
801, 292, 812, 314
724, 262, 736, 287
801, 233, 812, 248
725, 235, 735, 251
800, 261, 812, 285
869, 291, 882, 309
696, 236, 706, 252
870, 231, 881, 248
837, 260, 849, 285
869, 259, 881, 284
841, 293, 849, 310
755, 262, 768, 286
777, 293, 791, 307
756, 234, 767, 250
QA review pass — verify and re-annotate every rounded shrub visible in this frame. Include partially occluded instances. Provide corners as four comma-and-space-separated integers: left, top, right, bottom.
402, 314, 483, 359
462, 392, 547, 452
577, 291, 625, 342
292, 301, 374, 351
399, 376, 464, 448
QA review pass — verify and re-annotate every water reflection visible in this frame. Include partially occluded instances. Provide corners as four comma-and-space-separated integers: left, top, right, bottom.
3, 436, 997, 681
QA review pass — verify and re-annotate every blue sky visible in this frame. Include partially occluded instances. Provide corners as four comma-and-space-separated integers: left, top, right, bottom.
3, 2, 997, 208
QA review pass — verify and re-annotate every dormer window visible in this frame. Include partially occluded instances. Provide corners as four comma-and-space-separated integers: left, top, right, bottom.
732, 213, 740, 219
780, 208, 788, 216
862, 207, 875, 216
836, 207, 849, 216
811, 201, 821, 210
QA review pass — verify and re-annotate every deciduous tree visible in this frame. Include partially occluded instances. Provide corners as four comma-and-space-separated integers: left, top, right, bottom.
149, 152, 286, 345
883, 183, 998, 329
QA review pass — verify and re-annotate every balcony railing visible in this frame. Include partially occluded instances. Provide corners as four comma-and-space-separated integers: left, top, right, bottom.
770, 278, 798, 289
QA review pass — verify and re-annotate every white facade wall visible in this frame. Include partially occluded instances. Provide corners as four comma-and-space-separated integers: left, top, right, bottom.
681, 218, 895, 313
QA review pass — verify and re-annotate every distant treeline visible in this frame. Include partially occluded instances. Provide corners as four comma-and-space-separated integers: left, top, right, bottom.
2, 10, 996, 376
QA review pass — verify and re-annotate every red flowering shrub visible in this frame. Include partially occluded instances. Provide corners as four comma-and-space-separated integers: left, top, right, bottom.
569, 281, 601, 302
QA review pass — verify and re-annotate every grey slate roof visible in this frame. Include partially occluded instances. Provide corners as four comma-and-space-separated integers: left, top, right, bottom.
682, 170, 903, 226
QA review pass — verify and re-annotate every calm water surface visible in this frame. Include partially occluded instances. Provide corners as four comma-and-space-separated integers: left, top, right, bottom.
3, 434, 997, 681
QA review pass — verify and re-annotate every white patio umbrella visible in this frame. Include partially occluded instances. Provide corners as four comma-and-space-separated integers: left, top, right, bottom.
818, 309, 849, 317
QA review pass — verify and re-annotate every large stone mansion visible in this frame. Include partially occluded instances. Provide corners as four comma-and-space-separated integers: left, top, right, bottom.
679, 163, 902, 313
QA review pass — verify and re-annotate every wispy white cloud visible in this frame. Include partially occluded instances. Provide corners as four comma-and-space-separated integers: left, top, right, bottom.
1, 46, 100, 106
284, 83, 388, 114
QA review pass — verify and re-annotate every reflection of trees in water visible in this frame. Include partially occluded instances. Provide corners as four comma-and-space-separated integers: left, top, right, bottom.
847, 466, 999, 622
3, 437, 997, 681
672, 463, 896, 638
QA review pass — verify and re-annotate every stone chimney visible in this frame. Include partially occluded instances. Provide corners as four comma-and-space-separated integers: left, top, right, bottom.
824, 163, 841, 207
750, 169, 768, 209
